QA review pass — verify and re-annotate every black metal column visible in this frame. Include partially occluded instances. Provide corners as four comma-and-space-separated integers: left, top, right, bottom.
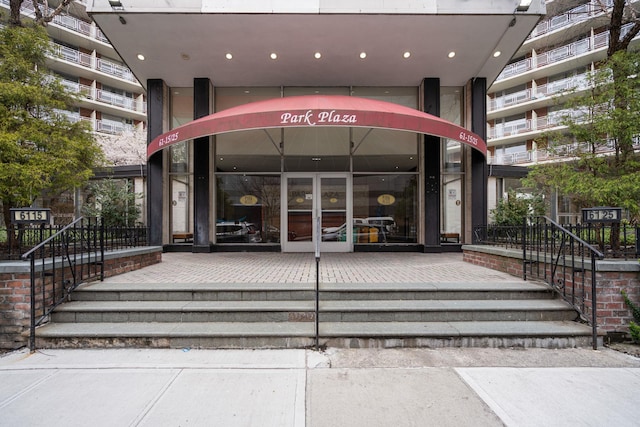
146, 79, 165, 247
193, 78, 211, 252
471, 78, 488, 241
423, 78, 441, 251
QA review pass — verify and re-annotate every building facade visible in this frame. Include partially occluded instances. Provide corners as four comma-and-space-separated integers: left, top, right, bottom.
486, 0, 640, 223
88, 0, 545, 252
0, 0, 147, 223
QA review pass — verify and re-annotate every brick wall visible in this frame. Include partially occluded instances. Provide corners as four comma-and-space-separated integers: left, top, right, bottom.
0, 249, 161, 351
463, 246, 640, 337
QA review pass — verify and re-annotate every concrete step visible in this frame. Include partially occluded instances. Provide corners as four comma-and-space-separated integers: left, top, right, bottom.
72, 281, 554, 302
318, 299, 578, 322
35, 279, 594, 349
34, 320, 596, 349
52, 300, 315, 323
51, 299, 577, 323
72, 282, 315, 302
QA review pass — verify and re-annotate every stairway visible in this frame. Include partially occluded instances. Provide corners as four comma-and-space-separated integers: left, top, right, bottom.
35, 280, 595, 349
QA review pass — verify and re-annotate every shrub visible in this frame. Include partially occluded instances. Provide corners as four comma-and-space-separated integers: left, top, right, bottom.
621, 290, 640, 344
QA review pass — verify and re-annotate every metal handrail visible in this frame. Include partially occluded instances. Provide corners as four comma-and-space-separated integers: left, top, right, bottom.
314, 216, 321, 350
22, 217, 105, 351
523, 216, 604, 349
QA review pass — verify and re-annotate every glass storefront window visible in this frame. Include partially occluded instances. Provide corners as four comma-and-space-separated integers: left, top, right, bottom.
170, 141, 189, 173
216, 130, 281, 172
441, 87, 464, 239
350, 87, 417, 108
172, 87, 193, 127
216, 87, 281, 111
353, 175, 417, 243
168, 88, 194, 240
171, 174, 192, 234
352, 129, 418, 172
216, 175, 281, 243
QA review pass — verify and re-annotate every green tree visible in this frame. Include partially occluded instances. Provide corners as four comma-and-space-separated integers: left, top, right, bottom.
524, 50, 640, 223
490, 190, 545, 226
82, 179, 141, 227
9, 0, 76, 28
526, 2, 640, 224
0, 23, 103, 232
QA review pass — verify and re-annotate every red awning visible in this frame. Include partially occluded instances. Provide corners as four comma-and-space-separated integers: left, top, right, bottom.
147, 95, 486, 158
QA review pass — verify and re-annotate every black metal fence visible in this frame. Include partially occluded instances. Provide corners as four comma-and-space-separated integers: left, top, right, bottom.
16, 217, 148, 351
474, 221, 639, 260
473, 217, 628, 350
1, 221, 148, 260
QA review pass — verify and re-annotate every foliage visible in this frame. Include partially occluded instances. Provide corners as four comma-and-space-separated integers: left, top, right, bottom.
0, 24, 103, 230
8, 0, 76, 27
490, 190, 545, 226
621, 290, 640, 344
524, 50, 640, 223
81, 179, 141, 227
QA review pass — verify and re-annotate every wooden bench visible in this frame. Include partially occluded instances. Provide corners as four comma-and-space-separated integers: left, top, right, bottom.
172, 233, 193, 243
440, 233, 460, 243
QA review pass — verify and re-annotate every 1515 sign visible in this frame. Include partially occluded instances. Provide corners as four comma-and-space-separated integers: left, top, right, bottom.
581, 207, 622, 223
10, 208, 51, 224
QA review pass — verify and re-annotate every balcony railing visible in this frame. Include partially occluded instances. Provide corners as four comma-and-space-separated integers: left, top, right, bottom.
490, 74, 590, 110
488, 137, 640, 165
51, 105, 137, 136
51, 42, 138, 84
61, 80, 146, 114
0, 0, 114, 47
527, 0, 612, 40
496, 22, 640, 82
0, 0, 140, 85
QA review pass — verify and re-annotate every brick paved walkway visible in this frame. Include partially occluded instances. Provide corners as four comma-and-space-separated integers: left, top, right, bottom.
105, 252, 518, 284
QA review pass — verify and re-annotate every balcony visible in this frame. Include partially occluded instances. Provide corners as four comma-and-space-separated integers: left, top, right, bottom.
527, 0, 611, 40
488, 109, 582, 142
1, 0, 138, 87
496, 21, 639, 86
489, 136, 640, 166
0, 0, 111, 47
62, 80, 146, 118
489, 73, 589, 114
51, 42, 138, 86
52, 110, 136, 136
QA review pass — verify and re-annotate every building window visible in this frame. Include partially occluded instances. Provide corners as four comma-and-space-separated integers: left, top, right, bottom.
353, 175, 418, 243
216, 175, 281, 243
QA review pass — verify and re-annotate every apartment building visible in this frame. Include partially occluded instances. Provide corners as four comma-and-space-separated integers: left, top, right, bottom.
86, 0, 544, 253
0, 0, 147, 223
486, 0, 640, 223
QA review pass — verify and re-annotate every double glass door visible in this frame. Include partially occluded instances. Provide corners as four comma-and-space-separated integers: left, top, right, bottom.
283, 173, 350, 252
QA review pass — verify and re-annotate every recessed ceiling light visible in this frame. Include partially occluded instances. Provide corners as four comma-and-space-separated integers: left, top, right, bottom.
359, 52, 367, 59
136, 53, 145, 61
314, 52, 322, 59
225, 53, 233, 60
403, 51, 411, 59
270, 53, 278, 60
448, 51, 456, 58
493, 51, 502, 57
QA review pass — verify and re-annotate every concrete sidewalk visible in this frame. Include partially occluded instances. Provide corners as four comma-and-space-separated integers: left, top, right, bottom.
1, 347, 639, 426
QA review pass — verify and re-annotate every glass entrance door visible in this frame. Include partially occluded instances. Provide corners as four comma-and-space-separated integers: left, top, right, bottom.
283, 173, 350, 252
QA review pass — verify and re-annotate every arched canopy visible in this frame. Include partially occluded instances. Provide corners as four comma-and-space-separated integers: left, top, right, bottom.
147, 95, 486, 159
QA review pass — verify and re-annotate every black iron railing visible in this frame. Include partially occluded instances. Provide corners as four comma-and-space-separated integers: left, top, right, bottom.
474, 222, 639, 260
21, 217, 148, 351
474, 217, 607, 349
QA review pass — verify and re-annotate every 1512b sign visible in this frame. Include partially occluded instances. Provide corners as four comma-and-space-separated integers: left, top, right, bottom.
581, 207, 621, 223
10, 208, 51, 224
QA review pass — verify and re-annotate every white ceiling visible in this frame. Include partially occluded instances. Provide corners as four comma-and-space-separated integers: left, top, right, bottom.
90, 12, 542, 89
